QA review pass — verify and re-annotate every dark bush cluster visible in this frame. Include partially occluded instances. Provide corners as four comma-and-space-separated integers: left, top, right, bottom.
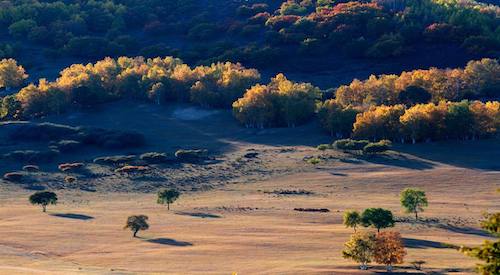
333, 139, 392, 154
140, 152, 171, 164
175, 149, 209, 162
255, 0, 500, 59
93, 155, 136, 166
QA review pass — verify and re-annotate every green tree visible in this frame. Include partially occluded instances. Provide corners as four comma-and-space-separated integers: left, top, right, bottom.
124, 215, 149, 237
461, 192, 499, 274
400, 188, 428, 220
29, 191, 58, 212
157, 189, 180, 210
343, 210, 361, 232
342, 231, 376, 270
361, 208, 395, 232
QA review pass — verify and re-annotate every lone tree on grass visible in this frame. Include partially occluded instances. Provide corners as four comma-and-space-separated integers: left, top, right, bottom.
400, 188, 428, 220
124, 215, 149, 237
157, 188, 180, 210
361, 208, 395, 232
343, 210, 361, 232
29, 191, 57, 212
374, 231, 406, 272
342, 231, 376, 270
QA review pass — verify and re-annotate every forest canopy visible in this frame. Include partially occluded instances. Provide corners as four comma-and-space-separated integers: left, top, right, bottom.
0, 0, 497, 70
1, 56, 498, 144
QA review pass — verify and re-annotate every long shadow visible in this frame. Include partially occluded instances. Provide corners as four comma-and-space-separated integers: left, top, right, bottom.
403, 238, 449, 249
436, 224, 492, 238
394, 139, 500, 171
147, 238, 193, 246
50, 213, 94, 220
329, 172, 347, 177
360, 153, 435, 170
176, 211, 222, 219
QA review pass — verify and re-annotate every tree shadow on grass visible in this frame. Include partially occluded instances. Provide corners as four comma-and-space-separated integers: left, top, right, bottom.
394, 139, 500, 171
436, 224, 492, 238
329, 172, 348, 177
50, 213, 94, 220
176, 211, 222, 218
403, 238, 450, 249
360, 153, 435, 170
146, 238, 193, 246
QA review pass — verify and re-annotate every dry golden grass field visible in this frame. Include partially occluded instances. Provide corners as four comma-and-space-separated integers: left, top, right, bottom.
0, 105, 499, 274
1, 143, 499, 274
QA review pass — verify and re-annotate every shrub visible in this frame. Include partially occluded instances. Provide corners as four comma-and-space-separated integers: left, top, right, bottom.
140, 152, 170, 164
64, 176, 77, 183
307, 157, 320, 165
175, 149, 209, 162
3, 172, 23, 182
114, 165, 149, 173
58, 163, 85, 172
362, 140, 392, 154
22, 165, 40, 172
93, 155, 136, 165
333, 139, 369, 151
317, 144, 331, 151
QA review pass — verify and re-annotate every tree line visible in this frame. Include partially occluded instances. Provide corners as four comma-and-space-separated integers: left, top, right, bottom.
1, 57, 498, 143
320, 100, 499, 143
0, 57, 260, 118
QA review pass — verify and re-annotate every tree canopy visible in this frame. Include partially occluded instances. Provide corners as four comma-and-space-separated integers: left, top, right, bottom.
361, 208, 395, 232
157, 189, 180, 210
29, 191, 58, 212
400, 188, 428, 220
124, 215, 149, 237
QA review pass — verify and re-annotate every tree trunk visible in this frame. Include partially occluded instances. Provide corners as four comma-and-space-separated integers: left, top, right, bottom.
415, 211, 418, 220
42, 205, 46, 212
167, 203, 170, 211
133, 229, 138, 237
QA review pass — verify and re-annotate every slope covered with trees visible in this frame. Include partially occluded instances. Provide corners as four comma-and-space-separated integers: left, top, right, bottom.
0, 0, 497, 74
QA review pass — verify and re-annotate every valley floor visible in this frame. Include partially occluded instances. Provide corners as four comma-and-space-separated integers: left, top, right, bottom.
1, 150, 498, 274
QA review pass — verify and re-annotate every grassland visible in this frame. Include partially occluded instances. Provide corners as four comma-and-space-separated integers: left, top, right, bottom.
0, 103, 499, 274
